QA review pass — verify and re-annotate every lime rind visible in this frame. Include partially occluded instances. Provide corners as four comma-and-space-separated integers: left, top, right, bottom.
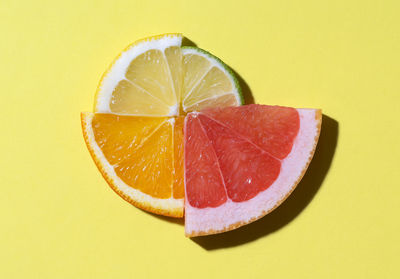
181, 46, 244, 106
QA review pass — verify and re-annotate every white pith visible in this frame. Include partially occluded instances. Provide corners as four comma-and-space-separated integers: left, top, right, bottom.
95, 35, 182, 115
82, 112, 184, 211
184, 109, 320, 236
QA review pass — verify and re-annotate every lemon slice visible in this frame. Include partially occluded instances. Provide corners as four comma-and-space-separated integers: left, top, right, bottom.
94, 34, 243, 116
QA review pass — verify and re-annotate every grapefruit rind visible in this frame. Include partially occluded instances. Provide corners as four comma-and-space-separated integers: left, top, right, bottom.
181, 46, 244, 110
81, 112, 184, 218
94, 33, 183, 115
184, 109, 322, 236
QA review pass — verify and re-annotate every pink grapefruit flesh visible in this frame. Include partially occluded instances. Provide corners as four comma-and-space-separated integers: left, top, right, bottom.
185, 115, 227, 208
184, 104, 322, 237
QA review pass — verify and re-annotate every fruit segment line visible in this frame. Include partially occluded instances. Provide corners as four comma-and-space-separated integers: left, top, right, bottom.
198, 113, 283, 162
162, 51, 179, 104
123, 78, 173, 109
100, 111, 171, 118
123, 120, 167, 160
183, 92, 235, 110
171, 118, 176, 197
196, 115, 230, 198
182, 65, 213, 105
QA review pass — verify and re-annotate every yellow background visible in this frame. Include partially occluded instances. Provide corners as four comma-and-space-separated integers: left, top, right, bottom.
1, 0, 399, 278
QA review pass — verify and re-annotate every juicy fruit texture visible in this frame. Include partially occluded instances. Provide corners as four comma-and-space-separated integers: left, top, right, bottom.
81, 112, 184, 217
192, 114, 282, 203
172, 117, 185, 199
185, 115, 227, 208
94, 34, 242, 116
203, 105, 300, 159
92, 114, 174, 199
84, 34, 244, 218
184, 105, 322, 236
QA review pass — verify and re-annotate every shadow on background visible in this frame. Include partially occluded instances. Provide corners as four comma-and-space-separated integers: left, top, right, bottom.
182, 37, 197, 47
230, 68, 255, 104
148, 213, 185, 226
191, 115, 338, 250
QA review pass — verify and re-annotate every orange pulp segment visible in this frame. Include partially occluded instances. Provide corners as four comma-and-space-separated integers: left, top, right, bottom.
82, 112, 184, 217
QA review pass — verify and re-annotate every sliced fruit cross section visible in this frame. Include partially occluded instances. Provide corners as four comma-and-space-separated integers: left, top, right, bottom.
184, 104, 322, 236
94, 34, 242, 116
83, 34, 322, 232
181, 47, 242, 112
81, 112, 184, 217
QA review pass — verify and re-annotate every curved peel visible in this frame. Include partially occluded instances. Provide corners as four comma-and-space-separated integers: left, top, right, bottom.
81, 112, 184, 217
184, 108, 322, 236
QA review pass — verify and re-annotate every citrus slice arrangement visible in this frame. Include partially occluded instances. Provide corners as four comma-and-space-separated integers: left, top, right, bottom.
81, 33, 322, 237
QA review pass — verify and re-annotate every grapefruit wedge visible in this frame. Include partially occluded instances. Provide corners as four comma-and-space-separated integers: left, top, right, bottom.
184, 104, 322, 236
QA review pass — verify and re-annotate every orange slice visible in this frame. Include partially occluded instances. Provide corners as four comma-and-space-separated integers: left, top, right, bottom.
81, 112, 185, 217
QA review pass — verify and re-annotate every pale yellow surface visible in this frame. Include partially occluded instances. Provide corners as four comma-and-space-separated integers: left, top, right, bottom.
1, 0, 399, 278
